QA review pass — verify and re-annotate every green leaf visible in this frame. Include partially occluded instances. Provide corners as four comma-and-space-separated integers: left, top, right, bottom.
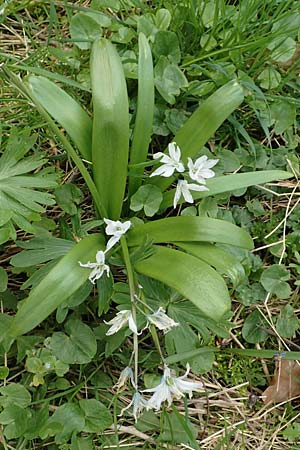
128, 216, 253, 249
282, 423, 300, 442
97, 273, 113, 316
153, 80, 244, 192
0, 383, 31, 408
0, 314, 14, 352
50, 318, 97, 364
129, 33, 154, 195
153, 30, 181, 63
242, 310, 268, 344
46, 403, 85, 442
79, 399, 113, 432
159, 411, 198, 445
0, 267, 8, 292
91, 38, 129, 219
258, 66, 281, 90
160, 170, 293, 209
0, 404, 31, 439
9, 234, 105, 336
276, 305, 299, 338
0, 127, 57, 234
260, 265, 291, 299
134, 246, 230, 321
55, 183, 83, 215
27, 76, 92, 161
176, 242, 245, 287
154, 56, 188, 104
10, 237, 75, 267
70, 12, 102, 50
0, 367, 9, 380
130, 184, 163, 217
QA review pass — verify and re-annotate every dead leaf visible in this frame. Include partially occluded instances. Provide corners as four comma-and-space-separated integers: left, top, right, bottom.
263, 359, 300, 404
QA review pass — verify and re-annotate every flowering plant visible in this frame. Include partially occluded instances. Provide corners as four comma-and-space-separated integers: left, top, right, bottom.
5, 34, 291, 423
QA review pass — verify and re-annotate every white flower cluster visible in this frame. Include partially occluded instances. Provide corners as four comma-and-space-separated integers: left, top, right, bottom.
104, 306, 179, 336
79, 218, 131, 284
150, 142, 218, 208
117, 363, 203, 421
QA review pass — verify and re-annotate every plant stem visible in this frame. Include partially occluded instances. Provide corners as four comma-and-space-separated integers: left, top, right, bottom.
120, 236, 139, 388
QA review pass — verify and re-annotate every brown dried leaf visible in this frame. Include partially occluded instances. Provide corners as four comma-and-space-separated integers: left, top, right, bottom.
263, 359, 300, 404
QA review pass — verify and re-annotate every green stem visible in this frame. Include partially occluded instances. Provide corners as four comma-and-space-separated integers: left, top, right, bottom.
120, 235, 139, 388
1, 66, 107, 219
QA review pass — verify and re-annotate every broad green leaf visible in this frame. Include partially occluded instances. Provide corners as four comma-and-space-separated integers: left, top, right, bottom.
11, 237, 75, 267
154, 56, 188, 104
130, 184, 163, 217
0, 404, 31, 440
128, 216, 253, 249
175, 242, 245, 287
129, 33, 154, 195
10, 234, 105, 336
27, 76, 92, 161
160, 170, 293, 209
160, 411, 198, 445
153, 30, 181, 63
46, 403, 85, 442
50, 318, 97, 364
55, 183, 83, 215
258, 66, 281, 90
276, 305, 299, 338
0, 367, 9, 379
0, 127, 57, 235
242, 310, 268, 344
134, 246, 230, 321
91, 38, 129, 219
153, 80, 244, 191
79, 399, 112, 432
70, 12, 102, 50
0, 267, 8, 292
0, 383, 31, 408
260, 265, 291, 299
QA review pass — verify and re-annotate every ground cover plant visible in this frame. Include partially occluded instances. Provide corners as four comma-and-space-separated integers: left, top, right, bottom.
1, 1, 300, 448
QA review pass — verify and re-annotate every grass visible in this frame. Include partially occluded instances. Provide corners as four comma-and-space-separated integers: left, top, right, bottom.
1, 1, 300, 449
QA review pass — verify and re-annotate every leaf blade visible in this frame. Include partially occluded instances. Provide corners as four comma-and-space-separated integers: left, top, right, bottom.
128, 216, 253, 249
10, 234, 105, 336
91, 38, 129, 219
27, 76, 92, 161
134, 246, 231, 321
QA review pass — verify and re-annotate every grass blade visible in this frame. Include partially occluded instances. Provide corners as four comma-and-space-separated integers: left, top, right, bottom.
128, 33, 154, 196
91, 38, 129, 219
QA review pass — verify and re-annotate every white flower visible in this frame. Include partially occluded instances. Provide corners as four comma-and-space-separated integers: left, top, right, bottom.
114, 366, 135, 390
104, 218, 132, 252
120, 391, 148, 421
150, 142, 185, 178
146, 307, 179, 333
173, 179, 208, 208
79, 250, 110, 284
144, 364, 203, 411
105, 310, 139, 336
188, 155, 218, 184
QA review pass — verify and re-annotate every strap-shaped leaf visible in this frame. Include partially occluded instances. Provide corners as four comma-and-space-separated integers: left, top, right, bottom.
152, 80, 244, 191
91, 38, 129, 219
127, 216, 253, 249
175, 242, 245, 287
129, 33, 154, 196
134, 246, 230, 321
27, 76, 92, 161
161, 169, 293, 209
9, 234, 105, 336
